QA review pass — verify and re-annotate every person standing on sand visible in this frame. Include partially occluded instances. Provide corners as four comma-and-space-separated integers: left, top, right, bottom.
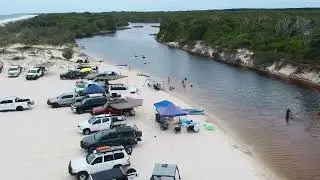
168, 76, 171, 86
285, 108, 292, 124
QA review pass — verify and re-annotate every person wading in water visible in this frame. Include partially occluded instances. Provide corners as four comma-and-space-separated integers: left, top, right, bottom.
285, 108, 292, 124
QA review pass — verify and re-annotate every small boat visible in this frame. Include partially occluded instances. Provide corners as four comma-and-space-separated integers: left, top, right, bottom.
109, 94, 143, 109
183, 108, 205, 115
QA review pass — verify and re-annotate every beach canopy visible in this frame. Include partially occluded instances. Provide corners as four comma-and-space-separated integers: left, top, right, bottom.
153, 100, 174, 109
157, 105, 187, 117
83, 84, 105, 94
154, 100, 187, 117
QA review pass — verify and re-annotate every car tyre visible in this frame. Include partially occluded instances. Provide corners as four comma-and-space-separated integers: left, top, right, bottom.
52, 103, 59, 108
16, 106, 23, 111
77, 171, 89, 180
83, 129, 91, 135
76, 109, 83, 114
124, 146, 133, 155
129, 109, 135, 116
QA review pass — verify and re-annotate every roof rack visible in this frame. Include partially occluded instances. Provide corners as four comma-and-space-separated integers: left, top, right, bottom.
94, 145, 124, 154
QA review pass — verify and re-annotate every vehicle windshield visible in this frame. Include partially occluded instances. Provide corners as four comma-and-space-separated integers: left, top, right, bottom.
152, 177, 174, 180
88, 117, 97, 124
9, 67, 18, 71
28, 70, 37, 73
86, 153, 96, 164
76, 83, 86, 88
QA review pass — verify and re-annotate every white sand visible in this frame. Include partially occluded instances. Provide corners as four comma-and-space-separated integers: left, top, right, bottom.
0, 46, 278, 180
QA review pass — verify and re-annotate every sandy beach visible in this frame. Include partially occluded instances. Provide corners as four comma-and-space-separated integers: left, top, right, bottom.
0, 45, 277, 180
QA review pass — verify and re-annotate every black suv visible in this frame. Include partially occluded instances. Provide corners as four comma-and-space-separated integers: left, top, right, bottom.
71, 96, 107, 114
60, 70, 88, 80
80, 124, 142, 152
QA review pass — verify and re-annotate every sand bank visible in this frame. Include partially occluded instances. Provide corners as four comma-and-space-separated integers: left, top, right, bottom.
0, 45, 277, 180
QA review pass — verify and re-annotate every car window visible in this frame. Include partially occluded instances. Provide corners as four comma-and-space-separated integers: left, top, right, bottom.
61, 95, 73, 99
0, 100, 13, 104
92, 119, 101, 125
91, 157, 103, 165
112, 117, 121, 122
84, 99, 92, 104
116, 132, 130, 138
102, 117, 110, 123
104, 155, 114, 162
103, 133, 116, 140
114, 152, 124, 160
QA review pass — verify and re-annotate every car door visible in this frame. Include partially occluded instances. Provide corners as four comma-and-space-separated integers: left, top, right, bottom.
63, 94, 75, 105
2, 100, 14, 110
60, 94, 73, 105
113, 152, 125, 166
91, 119, 102, 132
84, 99, 93, 111
101, 117, 111, 130
101, 133, 117, 146
89, 156, 104, 174
103, 154, 115, 170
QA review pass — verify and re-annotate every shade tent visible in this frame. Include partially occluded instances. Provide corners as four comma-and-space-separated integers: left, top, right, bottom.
153, 100, 174, 109
153, 100, 187, 118
83, 84, 105, 94
156, 106, 187, 118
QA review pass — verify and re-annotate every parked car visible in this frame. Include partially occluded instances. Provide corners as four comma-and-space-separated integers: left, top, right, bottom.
78, 114, 126, 135
60, 69, 88, 80
89, 166, 137, 180
47, 92, 83, 108
71, 96, 107, 114
0, 60, 3, 73
0, 96, 34, 111
150, 163, 181, 180
7, 65, 22, 77
68, 145, 131, 180
25, 67, 44, 80
91, 105, 135, 116
74, 80, 93, 94
80, 124, 142, 152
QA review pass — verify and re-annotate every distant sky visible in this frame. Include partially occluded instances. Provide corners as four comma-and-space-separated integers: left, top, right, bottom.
0, 0, 320, 14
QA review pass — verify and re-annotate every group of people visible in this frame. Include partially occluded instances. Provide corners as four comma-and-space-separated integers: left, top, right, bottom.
167, 76, 193, 91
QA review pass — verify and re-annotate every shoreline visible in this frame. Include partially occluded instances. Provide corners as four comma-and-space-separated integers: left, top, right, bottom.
158, 39, 320, 91
83, 48, 279, 180
0, 44, 278, 179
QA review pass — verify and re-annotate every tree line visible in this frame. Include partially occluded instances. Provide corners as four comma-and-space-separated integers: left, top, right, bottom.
1, 9, 320, 65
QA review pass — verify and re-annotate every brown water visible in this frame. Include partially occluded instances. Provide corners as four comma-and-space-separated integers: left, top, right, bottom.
77, 24, 320, 180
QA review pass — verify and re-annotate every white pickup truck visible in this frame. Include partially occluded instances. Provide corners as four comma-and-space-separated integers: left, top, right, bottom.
78, 114, 126, 135
0, 97, 34, 111
25, 67, 44, 80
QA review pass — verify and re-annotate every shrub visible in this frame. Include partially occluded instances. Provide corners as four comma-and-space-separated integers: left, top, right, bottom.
62, 48, 74, 60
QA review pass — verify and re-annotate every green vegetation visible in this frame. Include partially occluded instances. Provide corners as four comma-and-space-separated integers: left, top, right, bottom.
155, 9, 320, 65
62, 48, 74, 60
1, 9, 320, 65
0, 13, 128, 47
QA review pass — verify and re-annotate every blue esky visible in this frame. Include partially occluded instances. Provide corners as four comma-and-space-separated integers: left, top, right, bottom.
0, 0, 320, 14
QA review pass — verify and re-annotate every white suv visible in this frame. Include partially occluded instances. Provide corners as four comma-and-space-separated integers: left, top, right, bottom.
68, 146, 131, 180
78, 114, 126, 135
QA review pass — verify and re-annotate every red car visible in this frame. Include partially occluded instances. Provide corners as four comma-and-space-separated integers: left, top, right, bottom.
91, 105, 136, 116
